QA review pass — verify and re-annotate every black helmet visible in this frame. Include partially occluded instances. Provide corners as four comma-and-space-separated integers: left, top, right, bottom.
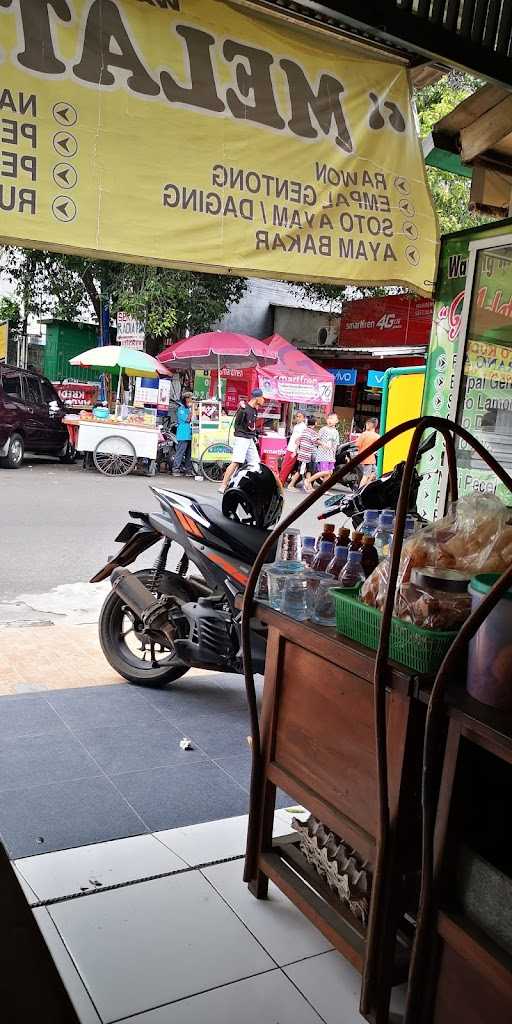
222, 464, 283, 530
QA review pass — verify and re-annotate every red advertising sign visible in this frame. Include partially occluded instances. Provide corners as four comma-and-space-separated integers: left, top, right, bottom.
339, 295, 434, 348
53, 382, 99, 410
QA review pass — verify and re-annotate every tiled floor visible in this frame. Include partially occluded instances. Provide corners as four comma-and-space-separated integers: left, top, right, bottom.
15, 816, 371, 1024
0, 673, 295, 858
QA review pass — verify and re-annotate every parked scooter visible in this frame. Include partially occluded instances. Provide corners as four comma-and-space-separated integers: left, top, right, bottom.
93, 434, 435, 688
92, 464, 282, 686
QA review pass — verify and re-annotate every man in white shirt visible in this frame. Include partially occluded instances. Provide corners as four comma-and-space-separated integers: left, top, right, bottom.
279, 412, 306, 484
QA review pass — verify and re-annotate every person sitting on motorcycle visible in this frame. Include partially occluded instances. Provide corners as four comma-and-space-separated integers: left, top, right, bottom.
287, 416, 318, 492
355, 416, 380, 484
219, 389, 266, 493
172, 392, 195, 478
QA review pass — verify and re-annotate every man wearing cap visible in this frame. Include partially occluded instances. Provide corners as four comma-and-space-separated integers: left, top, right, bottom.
220, 388, 265, 492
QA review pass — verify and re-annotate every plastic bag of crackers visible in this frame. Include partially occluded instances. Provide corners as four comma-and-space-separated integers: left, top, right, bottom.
361, 494, 512, 631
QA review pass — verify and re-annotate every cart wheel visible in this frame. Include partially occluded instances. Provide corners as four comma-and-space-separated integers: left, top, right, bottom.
200, 443, 233, 483
93, 435, 137, 476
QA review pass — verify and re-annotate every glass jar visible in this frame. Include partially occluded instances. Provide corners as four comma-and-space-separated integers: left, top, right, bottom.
282, 575, 310, 621
266, 561, 304, 610
311, 579, 337, 626
276, 528, 302, 562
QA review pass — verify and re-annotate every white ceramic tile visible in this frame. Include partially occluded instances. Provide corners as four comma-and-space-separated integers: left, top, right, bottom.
33, 908, 102, 1024
284, 949, 363, 1024
202, 860, 332, 966
156, 812, 289, 867
15, 833, 186, 902
49, 870, 273, 1022
13, 864, 38, 904
275, 805, 309, 829
120, 969, 323, 1023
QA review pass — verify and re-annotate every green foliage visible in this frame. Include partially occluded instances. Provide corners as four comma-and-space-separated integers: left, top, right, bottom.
415, 72, 486, 235
111, 264, 247, 349
0, 295, 20, 331
0, 247, 248, 349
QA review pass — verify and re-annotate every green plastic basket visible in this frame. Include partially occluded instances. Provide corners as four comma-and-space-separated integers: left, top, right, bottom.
330, 585, 458, 675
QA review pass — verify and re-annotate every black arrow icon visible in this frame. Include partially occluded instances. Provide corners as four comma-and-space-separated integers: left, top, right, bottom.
53, 132, 78, 158
53, 163, 78, 189
52, 195, 77, 222
436, 355, 447, 371
403, 221, 418, 240
405, 244, 420, 267
399, 198, 416, 218
394, 176, 410, 194
53, 101, 78, 126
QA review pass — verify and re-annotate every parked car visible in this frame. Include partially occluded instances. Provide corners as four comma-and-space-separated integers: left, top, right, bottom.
0, 365, 74, 468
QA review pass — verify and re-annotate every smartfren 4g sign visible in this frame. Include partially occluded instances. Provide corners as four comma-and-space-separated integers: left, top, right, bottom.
0, 0, 438, 294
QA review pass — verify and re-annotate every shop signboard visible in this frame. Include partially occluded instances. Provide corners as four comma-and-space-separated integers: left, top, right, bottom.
0, 0, 437, 295
329, 368, 357, 386
339, 295, 434, 348
53, 381, 99, 409
134, 377, 158, 406
259, 372, 333, 406
419, 220, 512, 520
157, 377, 171, 412
116, 312, 145, 350
0, 322, 8, 361
193, 370, 212, 400
367, 370, 386, 387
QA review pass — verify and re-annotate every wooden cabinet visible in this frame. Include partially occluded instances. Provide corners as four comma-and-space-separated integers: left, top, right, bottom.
245, 603, 428, 1022
416, 699, 512, 1024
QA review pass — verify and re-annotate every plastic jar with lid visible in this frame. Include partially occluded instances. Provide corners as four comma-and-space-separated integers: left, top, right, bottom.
396, 567, 472, 630
466, 574, 512, 711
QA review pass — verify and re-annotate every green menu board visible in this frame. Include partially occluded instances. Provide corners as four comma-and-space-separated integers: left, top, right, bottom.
419, 219, 512, 520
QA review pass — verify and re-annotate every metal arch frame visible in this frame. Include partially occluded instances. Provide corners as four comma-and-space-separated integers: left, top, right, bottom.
241, 413, 512, 1020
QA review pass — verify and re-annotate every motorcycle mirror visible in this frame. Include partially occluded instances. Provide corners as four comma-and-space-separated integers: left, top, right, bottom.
324, 494, 342, 508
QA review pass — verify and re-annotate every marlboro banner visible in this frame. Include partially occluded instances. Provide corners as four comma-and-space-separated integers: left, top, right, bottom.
0, 0, 438, 294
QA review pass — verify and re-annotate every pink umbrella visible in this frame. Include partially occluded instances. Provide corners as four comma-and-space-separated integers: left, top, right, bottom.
159, 332, 277, 398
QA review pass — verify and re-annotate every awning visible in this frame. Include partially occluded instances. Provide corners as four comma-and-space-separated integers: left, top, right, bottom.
422, 83, 512, 216
257, 335, 335, 406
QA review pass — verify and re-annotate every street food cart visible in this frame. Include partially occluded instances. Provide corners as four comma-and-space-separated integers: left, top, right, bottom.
65, 345, 170, 476
63, 407, 159, 476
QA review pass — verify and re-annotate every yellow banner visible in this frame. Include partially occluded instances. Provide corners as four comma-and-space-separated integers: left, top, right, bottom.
0, 322, 8, 360
0, 0, 438, 294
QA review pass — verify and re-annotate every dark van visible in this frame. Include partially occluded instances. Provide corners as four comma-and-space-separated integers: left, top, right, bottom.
0, 365, 72, 468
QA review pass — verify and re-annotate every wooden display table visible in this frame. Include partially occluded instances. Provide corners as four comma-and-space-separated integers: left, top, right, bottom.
245, 602, 430, 1022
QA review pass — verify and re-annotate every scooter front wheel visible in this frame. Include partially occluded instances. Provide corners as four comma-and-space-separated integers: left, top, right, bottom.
99, 569, 190, 687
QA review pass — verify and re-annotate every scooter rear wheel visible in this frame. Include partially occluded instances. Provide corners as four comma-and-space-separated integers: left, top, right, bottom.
99, 569, 191, 687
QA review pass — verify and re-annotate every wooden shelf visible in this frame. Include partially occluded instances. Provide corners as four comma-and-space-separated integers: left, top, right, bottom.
244, 612, 426, 1023
438, 910, 512, 998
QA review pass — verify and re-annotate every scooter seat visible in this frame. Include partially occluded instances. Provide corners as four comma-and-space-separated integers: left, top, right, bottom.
201, 505, 275, 561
